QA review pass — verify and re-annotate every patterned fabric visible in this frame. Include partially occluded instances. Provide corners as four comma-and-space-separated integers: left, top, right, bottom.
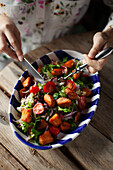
0, 0, 90, 54
0, 0, 112, 54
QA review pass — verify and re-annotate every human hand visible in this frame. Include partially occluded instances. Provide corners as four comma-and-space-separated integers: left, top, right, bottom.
0, 15, 23, 61
83, 28, 113, 73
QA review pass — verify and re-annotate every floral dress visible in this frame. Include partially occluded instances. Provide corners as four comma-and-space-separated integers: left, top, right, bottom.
0, 0, 113, 55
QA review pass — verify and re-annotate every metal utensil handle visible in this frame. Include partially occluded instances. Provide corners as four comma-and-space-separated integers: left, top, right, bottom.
94, 47, 113, 60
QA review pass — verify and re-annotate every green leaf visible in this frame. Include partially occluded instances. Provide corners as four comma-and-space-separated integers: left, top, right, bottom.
27, 8, 31, 14
70, 9, 72, 15
21, 17, 25, 20
60, 1, 64, 7
62, 57, 68, 63
32, 6, 34, 10
19, 121, 33, 133
65, 4, 70, 8
37, 82, 44, 90
31, 128, 42, 136
58, 106, 72, 113
53, 93, 59, 100
66, 11, 68, 16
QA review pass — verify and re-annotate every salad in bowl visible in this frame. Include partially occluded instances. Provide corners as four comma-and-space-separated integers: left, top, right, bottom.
9, 50, 100, 149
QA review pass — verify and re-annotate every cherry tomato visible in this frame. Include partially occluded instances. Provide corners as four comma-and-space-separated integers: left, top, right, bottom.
43, 81, 56, 94
49, 126, 60, 136
78, 96, 87, 110
29, 86, 39, 94
66, 80, 75, 91
33, 102, 44, 114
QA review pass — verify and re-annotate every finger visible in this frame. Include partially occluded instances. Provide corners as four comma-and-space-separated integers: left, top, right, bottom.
88, 32, 107, 59
0, 33, 18, 60
83, 54, 106, 71
5, 29, 23, 60
14, 27, 22, 48
86, 66, 98, 74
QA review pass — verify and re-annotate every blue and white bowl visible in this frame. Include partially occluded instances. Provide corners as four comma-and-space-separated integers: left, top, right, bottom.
9, 50, 100, 150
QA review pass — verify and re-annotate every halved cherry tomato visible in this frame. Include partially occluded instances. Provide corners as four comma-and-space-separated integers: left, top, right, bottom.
33, 102, 44, 114
43, 81, 56, 94
49, 126, 60, 136
29, 86, 39, 94
66, 80, 75, 91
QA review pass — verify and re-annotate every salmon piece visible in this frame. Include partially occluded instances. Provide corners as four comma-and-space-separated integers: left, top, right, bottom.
21, 108, 32, 123
81, 87, 91, 97
39, 130, 54, 145
37, 119, 48, 130
68, 91, 78, 100
56, 97, 71, 107
19, 88, 29, 98
44, 94, 55, 107
75, 112, 81, 123
60, 121, 71, 131
22, 77, 31, 88
63, 59, 74, 68
37, 66, 43, 73
72, 70, 81, 80
64, 88, 72, 95
51, 68, 62, 76
49, 113, 62, 127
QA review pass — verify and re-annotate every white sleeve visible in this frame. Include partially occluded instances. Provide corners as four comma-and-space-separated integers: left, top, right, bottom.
103, 12, 113, 31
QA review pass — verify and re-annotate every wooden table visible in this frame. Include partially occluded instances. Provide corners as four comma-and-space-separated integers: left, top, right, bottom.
0, 31, 113, 170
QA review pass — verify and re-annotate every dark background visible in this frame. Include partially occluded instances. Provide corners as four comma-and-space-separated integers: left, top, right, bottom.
76, 0, 110, 32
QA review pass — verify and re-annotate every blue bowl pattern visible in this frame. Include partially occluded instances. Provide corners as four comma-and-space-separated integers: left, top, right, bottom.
9, 50, 100, 150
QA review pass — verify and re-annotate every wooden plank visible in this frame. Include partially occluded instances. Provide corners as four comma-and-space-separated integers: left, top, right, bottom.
99, 54, 113, 99
0, 62, 23, 95
66, 125, 113, 170
0, 90, 79, 170
0, 144, 25, 170
44, 31, 94, 54
90, 91, 113, 141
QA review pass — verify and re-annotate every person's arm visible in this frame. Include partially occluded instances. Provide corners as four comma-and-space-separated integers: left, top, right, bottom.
0, 15, 23, 61
84, 5, 113, 73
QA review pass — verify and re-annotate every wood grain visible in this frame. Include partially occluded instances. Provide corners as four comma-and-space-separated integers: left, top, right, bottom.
66, 125, 113, 170
0, 144, 25, 170
91, 91, 113, 141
